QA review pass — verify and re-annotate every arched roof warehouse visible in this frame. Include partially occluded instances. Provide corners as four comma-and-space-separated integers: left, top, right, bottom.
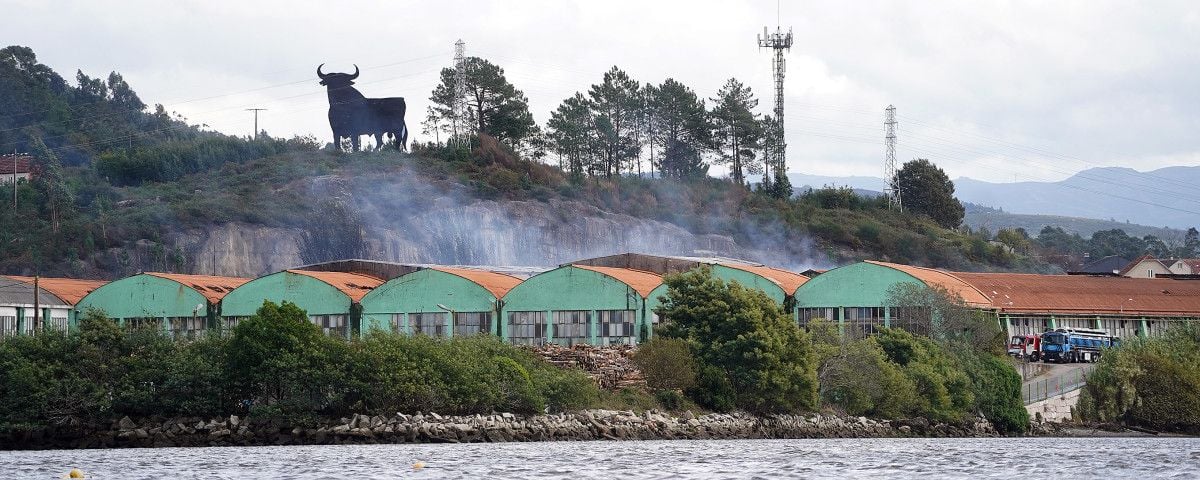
360, 266, 522, 332
2, 275, 108, 306
221, 269, 383, 319
74, 272, 249, 321
500, 265, 664, 345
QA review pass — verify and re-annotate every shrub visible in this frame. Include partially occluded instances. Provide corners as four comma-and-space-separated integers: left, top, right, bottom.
632, 337, 696, 391
657, 267, 818, 414
1079, 324, 1200, 433
954, 350, 1029, 433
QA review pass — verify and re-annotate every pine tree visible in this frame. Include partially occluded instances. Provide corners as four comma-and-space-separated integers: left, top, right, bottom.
647, 78, 712, 179
710, 78, 762, 186
587, 66, 642, 177
896, 158, 964, 229
430, 57, 536, 147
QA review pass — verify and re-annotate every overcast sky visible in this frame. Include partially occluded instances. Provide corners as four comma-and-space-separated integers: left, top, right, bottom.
6, 0, 1200, 186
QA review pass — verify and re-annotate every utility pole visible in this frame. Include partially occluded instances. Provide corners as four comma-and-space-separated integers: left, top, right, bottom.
757, 3, 792, 186
884, 105, 902, 211
11, 150, 16, 210
32, 275, 39, 334
452, 39, 467, 145
245, 108, 267, 140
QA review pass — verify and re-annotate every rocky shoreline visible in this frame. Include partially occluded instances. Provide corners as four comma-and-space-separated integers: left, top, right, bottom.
0, 410, 1001, 450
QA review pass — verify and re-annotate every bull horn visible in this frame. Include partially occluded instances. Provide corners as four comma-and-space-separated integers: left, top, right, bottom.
317, 63, 328, 79
349, 64, 359, 80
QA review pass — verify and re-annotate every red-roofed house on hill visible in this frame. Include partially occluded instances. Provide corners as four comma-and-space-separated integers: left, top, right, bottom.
0, 154, 33, 184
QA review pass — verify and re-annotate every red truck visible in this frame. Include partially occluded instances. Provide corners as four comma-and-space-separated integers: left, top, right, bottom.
1007, 334, 1041, 362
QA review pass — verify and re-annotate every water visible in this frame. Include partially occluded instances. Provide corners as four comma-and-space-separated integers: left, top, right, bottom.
2, 438, 1198, 479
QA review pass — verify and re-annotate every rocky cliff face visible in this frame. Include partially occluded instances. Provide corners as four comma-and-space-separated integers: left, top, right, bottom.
156, 170, 819, 278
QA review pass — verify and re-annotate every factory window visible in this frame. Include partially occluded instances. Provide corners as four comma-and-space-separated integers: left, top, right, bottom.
844, 307, 885, 338
508, 311, 546, 346
453, 312, 492, 337
797, 308, 837, 328
48, 316, 69, 332
124, 317, 161, 332
409, 312, 447, 337
597, 310, 634, 346
168, 316, 205, 340
553, 310, 590, 346
221, 316, 247, 334
311, 314, 348, 337
889, 306, 932, 336
0, 316, 16, 337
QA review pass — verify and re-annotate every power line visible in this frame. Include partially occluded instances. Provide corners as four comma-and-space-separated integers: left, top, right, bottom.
245, 108, 267, 139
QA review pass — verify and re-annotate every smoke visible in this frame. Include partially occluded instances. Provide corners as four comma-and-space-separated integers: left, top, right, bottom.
333, 161, 834, 272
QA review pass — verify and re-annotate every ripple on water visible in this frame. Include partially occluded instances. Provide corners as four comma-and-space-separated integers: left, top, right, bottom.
2, 438, 1200, 479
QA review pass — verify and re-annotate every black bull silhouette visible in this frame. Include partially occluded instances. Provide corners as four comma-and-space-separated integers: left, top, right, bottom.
317, 64, 408, 151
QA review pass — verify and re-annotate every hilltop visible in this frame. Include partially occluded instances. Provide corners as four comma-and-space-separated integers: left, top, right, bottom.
0, 45, 1052, 278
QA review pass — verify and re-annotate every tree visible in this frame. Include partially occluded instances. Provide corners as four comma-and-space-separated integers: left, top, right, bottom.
996, 228, 1031, 254
587, 66, 642, 177
30, 135, 74, 234
710, 78, 762, 186
759, 114, 791, 198
656, 267, 818, 413
896, 158, 964, 228
225, 301, 342, 411
430, 57, 537, 146
546, 92, 599, 178
646, 78, 711, 179
1179, 227, 1199, 258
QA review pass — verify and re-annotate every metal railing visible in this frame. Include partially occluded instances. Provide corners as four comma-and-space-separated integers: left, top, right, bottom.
1022, 365, 1095, 405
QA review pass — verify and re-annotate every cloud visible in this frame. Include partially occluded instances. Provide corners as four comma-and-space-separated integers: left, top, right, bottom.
5, 0, 1199, 184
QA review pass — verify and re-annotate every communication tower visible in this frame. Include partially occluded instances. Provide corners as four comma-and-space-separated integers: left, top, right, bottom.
453, 39, 467, 141
757, 12, 792, 182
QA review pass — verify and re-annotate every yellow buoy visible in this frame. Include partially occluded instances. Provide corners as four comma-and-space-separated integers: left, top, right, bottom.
412, 461, 426, 470
67, 468, 85, 478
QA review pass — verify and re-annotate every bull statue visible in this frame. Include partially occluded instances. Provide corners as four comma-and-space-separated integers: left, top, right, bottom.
317, 64, 408, 151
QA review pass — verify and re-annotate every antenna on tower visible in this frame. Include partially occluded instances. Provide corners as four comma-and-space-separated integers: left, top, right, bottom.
452, 39, 467, 146
884, 105, 902, 210
757, 3, 793, 190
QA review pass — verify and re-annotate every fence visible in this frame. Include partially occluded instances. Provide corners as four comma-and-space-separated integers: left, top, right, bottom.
1022, 365, 1094, 405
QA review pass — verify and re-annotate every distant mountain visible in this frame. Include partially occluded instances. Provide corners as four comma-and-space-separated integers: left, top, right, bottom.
789, 166, 1200, 230
962, 203, 1185, 240
953, 166, 1199, 229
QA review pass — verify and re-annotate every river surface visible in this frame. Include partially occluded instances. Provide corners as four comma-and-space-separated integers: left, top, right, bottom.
2, 437, 1198, 479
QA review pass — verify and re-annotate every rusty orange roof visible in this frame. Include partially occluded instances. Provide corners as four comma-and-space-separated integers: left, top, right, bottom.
287, 269, 383, 302
864, 261, 993, 307
953, 272, 1200, 316
430, 266, 522, 299
571, 265, 663, 298
718, 263, 809, 294
144, 272, 251, 303
3, 276, 109, 305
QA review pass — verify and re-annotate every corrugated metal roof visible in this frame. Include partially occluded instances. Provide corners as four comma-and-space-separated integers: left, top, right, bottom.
0, 276, 67, 306
863, 261, 993, 307
571, 265, 664, 298
3, 276, 108, 305
429, 266, 522, 299
719, 263, 809, 294
953, 272, 1200, 316
143, 272, 251, 303
286, 270, 383, 302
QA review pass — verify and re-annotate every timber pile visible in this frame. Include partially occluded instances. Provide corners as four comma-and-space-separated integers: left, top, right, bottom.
529, 344, 645, 391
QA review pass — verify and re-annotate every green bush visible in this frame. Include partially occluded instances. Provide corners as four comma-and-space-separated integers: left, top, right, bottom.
632, 337, 696, 391
1079, 324, 1200, 433
0, 302, 604, 430
954, 350, 1028, 433
657, 267, 818, 414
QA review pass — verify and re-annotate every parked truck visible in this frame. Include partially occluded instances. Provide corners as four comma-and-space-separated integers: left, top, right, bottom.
1039, 327, 1119, 363
1007, 334, 1042, 361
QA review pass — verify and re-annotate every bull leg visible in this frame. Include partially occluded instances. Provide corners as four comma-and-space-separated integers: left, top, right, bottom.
373, 133, 384, 151
398, 123, 408, 152
351, 134, 361, 152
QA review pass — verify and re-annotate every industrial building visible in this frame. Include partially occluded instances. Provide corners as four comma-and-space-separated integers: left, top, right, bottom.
500, 265, 664, 346
0, 275, 106, 335
73, 273, 248, 338
794, 261, 1200, 339
360, 266, 522, 337
572, 253, 809, 306
219, 269, 383, 337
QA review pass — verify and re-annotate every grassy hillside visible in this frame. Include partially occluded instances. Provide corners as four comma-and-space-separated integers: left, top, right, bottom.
0, 45, 1053, 278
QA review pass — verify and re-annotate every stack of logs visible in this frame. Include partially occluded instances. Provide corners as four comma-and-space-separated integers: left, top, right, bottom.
529, 344, 645, 391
